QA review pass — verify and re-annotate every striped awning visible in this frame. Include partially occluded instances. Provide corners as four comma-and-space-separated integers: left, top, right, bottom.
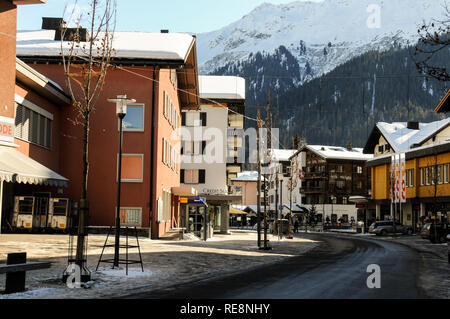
0, 145, 68, 187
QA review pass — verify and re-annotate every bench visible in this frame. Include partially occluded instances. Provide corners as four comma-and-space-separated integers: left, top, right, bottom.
0, 253, 51, 294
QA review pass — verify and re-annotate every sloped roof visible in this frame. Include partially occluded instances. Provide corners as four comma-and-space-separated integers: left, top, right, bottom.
16, 30, 196, 62
269, 149, 297, 162
199, 75, 246, 100
364, 118, 450, 154
435, 89, 450, 113
306, 145, 373, 161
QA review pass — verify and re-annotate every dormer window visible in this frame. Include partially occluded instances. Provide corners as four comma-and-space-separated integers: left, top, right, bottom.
378, 145, 384, 153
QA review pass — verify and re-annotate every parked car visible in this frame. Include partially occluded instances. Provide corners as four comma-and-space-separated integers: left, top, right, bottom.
369, 221, 412, 236
420, 223, 432, 240
428, 223, 449, 244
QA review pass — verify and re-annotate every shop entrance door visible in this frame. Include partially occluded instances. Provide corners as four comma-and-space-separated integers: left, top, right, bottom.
188, 206, 205, 238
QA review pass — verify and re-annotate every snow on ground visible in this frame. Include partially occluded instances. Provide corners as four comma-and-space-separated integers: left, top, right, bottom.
0, 230, 319, 299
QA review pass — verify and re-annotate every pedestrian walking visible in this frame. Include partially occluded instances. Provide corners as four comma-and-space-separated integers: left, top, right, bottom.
294, 220, 299, 233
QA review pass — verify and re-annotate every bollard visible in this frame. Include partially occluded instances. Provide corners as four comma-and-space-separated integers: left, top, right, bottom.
5, 253, 27, 294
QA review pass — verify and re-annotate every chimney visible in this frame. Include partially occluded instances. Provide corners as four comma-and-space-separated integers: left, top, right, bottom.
407, 121, 420, 130
346, 141, 352, 151
161, 29, 169, 33
42, 17, 66, 31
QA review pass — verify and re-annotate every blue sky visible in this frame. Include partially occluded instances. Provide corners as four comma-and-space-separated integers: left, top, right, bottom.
17, 0, 323, 34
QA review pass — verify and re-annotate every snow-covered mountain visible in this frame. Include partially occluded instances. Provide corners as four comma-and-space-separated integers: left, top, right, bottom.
197, 0, 446, 81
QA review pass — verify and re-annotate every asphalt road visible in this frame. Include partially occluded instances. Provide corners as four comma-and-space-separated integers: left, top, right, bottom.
132, 233, 424, 299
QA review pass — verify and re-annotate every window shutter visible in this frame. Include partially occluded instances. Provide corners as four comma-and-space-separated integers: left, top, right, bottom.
46, 118, 52, 148
180, 169, 185, 183
202, 141, 206, 155
14, 104, 23, 139
201, 112, 207, 126
22, 108, 31, 141
199, 170, 206, 184
181, 112, 186, 126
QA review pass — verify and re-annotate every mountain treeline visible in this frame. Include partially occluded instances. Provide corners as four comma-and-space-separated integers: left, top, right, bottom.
211, 43, 449, 149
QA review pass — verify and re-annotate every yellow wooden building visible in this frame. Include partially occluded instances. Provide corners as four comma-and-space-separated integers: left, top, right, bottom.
363, 117, 450, 231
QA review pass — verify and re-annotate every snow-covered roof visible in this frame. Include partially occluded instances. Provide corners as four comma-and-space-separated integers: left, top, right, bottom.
199, 75, 245, 100
307, 145, 373, 161
269, 149, 297, 162
377, 118, 450, 153
231, 171, 265, 182
16, 30, 195, 62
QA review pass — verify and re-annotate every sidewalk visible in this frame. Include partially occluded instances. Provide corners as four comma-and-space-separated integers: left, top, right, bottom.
0, 230, 319, 299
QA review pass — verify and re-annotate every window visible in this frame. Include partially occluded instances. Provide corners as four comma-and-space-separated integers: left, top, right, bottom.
14, 102, 52, 149
336, 180, 345, 189
119, 154, 144, 183
420, 168, 424, 186
438, 165, 443, 184
378, 145, 384, 153
336, 165, 344, 173
408, 169, 414, 187
181, 141, 206, 156
181, 169, 205, 184
183, 112, 207, 127
119, 208, 142, 227
425, 167, 430, 185
122, 104, 144, 131
445, 164, 449, 184
158, 190, 172, 223
356, 166, 363, 174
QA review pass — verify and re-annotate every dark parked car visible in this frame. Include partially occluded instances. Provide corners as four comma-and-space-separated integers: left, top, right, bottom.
428, 223, 449, 244
369, 221, 412, 236
420, 223, 432, 240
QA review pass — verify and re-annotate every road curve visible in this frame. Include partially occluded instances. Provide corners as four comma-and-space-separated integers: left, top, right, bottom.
131, 233, 423, 299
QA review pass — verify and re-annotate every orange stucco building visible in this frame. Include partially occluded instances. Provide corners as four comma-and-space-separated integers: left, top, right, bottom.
6, 15, 200, 238
0, 0, 72, 234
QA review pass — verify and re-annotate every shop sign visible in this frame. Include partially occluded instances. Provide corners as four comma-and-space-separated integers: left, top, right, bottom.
0, 117, 14, 143
180, 197, 188, 204
356, 203, 367, 209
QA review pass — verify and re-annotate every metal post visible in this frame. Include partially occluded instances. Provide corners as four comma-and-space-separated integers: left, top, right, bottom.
275, 168, 279, 239
114, 114, 125, 268
263, 173, 269, 249
256, 113, 262, 248
279, 175, 283, 240
203, 206, 207, 241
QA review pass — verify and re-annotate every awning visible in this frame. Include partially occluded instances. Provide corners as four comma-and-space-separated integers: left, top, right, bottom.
229, 207, 247, 215
172, 186, 198, 197
0, 146, 68, 187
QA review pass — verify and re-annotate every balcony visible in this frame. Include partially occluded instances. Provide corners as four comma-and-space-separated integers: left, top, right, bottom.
300, 186, 326, 194
305, 172, 328, 180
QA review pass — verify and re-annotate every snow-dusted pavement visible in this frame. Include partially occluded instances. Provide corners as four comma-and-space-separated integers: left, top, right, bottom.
0, 230, 319, 299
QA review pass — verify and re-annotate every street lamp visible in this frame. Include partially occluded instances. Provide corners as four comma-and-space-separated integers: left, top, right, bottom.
108, 95, 136, 268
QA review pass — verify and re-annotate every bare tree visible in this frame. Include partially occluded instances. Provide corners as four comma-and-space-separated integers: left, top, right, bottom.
413, 3, 450, 82
61, 0, 116, 277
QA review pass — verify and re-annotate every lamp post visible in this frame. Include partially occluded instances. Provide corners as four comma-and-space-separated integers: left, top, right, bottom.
108, 95, 136, 268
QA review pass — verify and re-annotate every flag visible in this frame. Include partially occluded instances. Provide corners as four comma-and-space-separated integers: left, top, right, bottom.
400, 153, 407, 203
